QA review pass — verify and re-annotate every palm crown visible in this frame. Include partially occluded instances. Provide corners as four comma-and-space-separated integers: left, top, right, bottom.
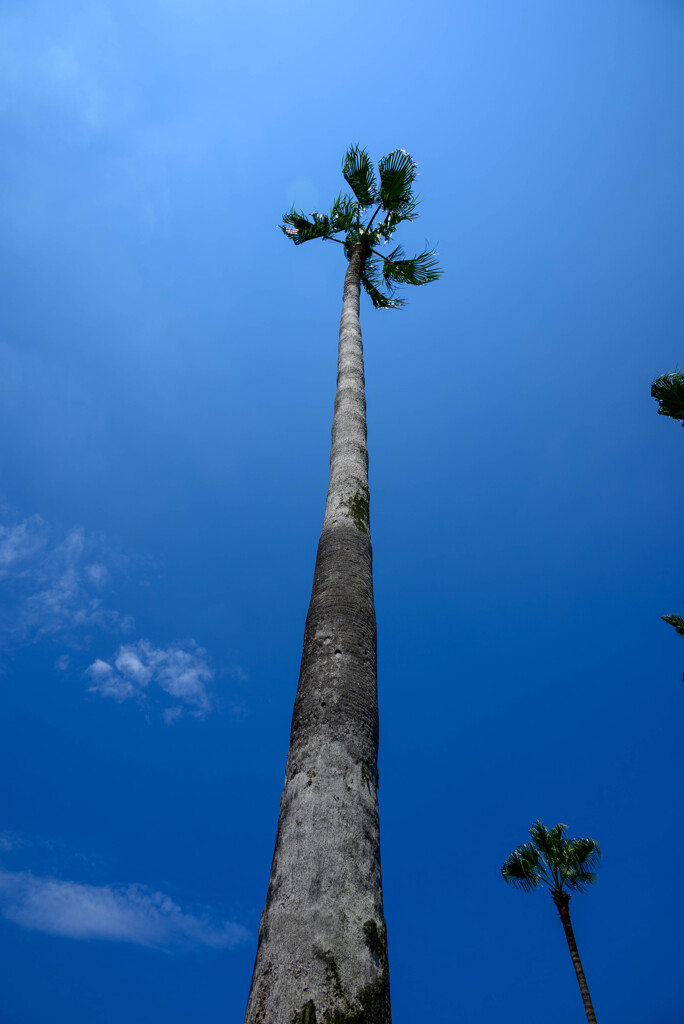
501, 821, 601, 906
281, 144, 441, 309
651, 369, 684, 425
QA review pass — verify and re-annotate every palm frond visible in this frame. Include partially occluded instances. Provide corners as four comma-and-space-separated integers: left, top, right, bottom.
651, 369, 684, 424
329, 193, 357, 233
380, 244, 405, 285
280, 208, 334, 245
342, 145, 377, 207
382, 247, 442, 289
548, 822, 570, 868
375, 200, 420, 243
375, 211, 399, 243
378, 149, 417, 211
501, 844, 542, 892
562, 838, 601, 891
662, 613, 684, 638
361, 258, 405, 310
566, 837, 602, 868
528, 820, 561, 859
393, 197, 420, 223
565, 869, 599, 893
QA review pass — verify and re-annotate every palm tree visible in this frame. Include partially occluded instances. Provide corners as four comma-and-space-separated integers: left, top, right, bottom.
501, 820, 601, 1024
651, 369, 684, 658
243, 147, 441, 1024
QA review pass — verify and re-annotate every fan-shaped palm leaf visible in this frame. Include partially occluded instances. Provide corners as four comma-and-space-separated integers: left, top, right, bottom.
281, 209, 333, 245
361, 258, 405, 310
663, 613, 684, 637
501, 844, 543, 893
566, 837, 602, 868
375, 201, 420, 242
565, 869, 600, 893
382, 247, 442, 289
651, 369, 684, 424
528, 820, 557, 857
378, 150, 417, 211
329, 194, 357, 233
343, 145, 377, 207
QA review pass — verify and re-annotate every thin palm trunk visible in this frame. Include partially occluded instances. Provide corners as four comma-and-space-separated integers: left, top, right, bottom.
555, 898, 598, 1024
244, 244, 391, 1024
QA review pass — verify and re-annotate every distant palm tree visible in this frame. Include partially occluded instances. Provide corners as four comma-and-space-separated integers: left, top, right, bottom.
501, 820, 601, 1024
243, 146, 441, 1024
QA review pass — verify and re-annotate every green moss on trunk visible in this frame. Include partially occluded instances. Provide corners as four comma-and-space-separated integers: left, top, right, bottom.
291, 1000, 317, 1024
340, 482, 370, 533
291, 920, 390, 1024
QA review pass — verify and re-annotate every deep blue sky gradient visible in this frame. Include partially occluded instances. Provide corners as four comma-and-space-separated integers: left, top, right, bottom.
1, 1, 683, 1021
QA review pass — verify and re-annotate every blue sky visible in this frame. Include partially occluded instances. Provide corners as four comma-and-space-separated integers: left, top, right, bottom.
1, 1, 683, 1021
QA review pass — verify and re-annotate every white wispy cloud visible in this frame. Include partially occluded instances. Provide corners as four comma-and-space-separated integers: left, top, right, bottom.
0, 514, 130, 646
0, 515, 46, 571
0, 512, 232, 722
0, 870, 249, 950
87, 640, 215, 720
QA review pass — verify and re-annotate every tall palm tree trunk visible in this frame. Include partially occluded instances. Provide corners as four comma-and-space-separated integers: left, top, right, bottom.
244, 244, 391, 1024
554, 895, 598, 1024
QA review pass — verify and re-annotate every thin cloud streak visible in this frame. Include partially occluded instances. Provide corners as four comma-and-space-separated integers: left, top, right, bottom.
0, 870, 249, 950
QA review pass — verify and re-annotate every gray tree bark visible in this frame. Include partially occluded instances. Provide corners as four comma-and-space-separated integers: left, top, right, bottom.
244, 244, 391, 1024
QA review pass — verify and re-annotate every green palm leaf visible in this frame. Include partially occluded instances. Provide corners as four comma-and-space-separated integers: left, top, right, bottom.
501, 844, 543, 892
651, 369, 684, 424
375, 202, 420, 243
281, 208, 334, 245
566, 837, 602, 868
378, 150, 417, 211
361, 258, 405, 310
382, 246, 442, 289
528, 820, 557, 858
663, 613, 684, 637
343, 145, 377, 207
562, 837, 601, 892
329, 193, 357, 233
565, 870, 599, 893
